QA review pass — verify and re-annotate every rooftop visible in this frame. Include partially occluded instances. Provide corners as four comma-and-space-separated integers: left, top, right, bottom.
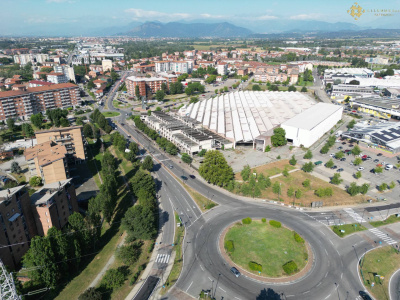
25, 141, 67, 166
0, 185, 26, 202
30, 179, 72, 206
0, 82, 78, 98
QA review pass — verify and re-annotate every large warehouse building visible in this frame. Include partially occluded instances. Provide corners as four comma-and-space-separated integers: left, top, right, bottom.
179, 91, 342, 149
281, 103, 343, 147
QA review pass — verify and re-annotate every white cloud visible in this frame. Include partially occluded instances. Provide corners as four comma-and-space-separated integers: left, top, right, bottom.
289, 13, 323, 20
256, 15, 278, 20
125, 8, 190, 20
200, 13, 226, 19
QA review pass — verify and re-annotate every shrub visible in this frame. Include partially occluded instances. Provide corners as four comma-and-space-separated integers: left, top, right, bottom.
225, 240, 235, 253
261, 218, 266, 223
293, 232, 304, 243
78, 288, 102, 300
101, 266, 130, 290
265, 145, 271, 152
249, 261, 262, 272
29, 176, 42, 187
269, 220, 281, 228
282, 260, 298, 275
242, 217, 252, 225
116, 243, 141, 265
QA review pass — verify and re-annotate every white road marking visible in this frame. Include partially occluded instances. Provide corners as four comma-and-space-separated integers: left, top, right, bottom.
208, 277, 213, 281
369, 228, 397, 244
186, 281, 193, 292
200, 264, 204, 271
219, 287, 226, 293
343, 208, 366, 223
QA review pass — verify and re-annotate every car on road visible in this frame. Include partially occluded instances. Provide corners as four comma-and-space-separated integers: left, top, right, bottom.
181, 176, 188, 180
230, 267, 241, 278
189, 175, 196, 179
359, 291, 372, 300
358, 167, 364, 171
169, 165, 173, 169
337, 168, 344, 172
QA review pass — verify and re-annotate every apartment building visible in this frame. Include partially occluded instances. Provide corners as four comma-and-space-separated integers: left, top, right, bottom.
31, 179, 78, 236
126, 76, 167, 97
102, 59, 113, 72
217, 62, 228, 75
13, 54, 49, 65
35, 126, 86, 162
25, 141, 69, 184
47, 72, 68, 84
0, 186, 36, 269
0, 83, 80, 121
54, 65, 76, 83
155, 61, 191, 74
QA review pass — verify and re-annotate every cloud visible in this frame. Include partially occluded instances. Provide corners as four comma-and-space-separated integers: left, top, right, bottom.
200, 13, 227, 19
256, 15, 278, 20
125, 8, 191, 20
289, 13, 323, 20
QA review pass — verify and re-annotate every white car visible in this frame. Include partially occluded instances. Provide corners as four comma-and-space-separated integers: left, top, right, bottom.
330, 153, 335, 157
358, 167, 364, 171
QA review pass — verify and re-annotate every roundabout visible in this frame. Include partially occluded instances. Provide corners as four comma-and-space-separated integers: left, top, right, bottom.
221, 219, 311, 280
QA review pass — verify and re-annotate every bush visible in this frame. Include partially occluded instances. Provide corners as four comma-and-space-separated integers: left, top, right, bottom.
78, 288, 102, 300
116, 243, 141, 265
293, 232, 304, 243
101, 266, 130, 290
242, 217, 252, 224
29, 176, 42, 187
269, 220, 281, 228
282, 260, 298, 275
265, 145, 271, 152
225, 240, 235, 253
249, 261, 262, 272
261, 218, 266, 223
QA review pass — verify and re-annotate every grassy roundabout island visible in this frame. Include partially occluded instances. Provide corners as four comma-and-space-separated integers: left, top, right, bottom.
224, 219, 308, 277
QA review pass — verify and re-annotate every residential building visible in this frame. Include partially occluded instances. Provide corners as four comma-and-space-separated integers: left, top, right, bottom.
54, 65, 76, 83
0, 83, 80, 121
217, 62, 228, 75
155, 61, 191, 74
102, 59, 113, 72
365, 56, 390, 65
30, 179, 78, 236
47, 72, 68, 84
126, 76, 167, 97
0, 186, 37, 269
28, 80, 54, 88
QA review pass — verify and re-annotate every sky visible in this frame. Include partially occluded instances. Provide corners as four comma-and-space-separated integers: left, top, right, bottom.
1, 0, 400, 36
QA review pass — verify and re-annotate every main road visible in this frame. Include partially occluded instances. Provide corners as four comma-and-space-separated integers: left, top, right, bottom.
102, 77, 377, 300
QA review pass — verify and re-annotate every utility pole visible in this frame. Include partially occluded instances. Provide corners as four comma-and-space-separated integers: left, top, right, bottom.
0, 259, 21, 300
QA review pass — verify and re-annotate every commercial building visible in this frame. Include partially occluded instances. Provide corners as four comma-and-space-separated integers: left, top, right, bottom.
350, 97, 400, 120
179, 91, 317, 148
331, 84, 375, 97
30, 179, 78, 236
365, 56, 390, 65
342, 122, 400, 153
0, 83, 80, 121
47, 72, 68, 84
126, 76, 167, 97
343, 77, 400, 89
281, 103, 343, 148
324, 68, 374, 79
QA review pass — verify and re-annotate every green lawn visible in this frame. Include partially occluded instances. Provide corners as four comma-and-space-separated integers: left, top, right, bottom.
370, 214, 400, 227
360, 246, 400, 300
225, 221, 308, 277
331, 223, 367, 237
102, 111, 120, 118
113, 100, 132, 109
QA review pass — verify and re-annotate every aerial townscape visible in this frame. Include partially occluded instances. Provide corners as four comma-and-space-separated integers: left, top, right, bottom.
2, 1, 400, 300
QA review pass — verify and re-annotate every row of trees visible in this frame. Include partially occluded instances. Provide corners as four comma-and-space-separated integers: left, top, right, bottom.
46, 108, 70, 128
90, 109, 112, 134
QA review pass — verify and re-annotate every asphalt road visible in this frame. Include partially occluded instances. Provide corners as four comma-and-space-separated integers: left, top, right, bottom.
390, 268, 400, 300
104, 75, 383, 300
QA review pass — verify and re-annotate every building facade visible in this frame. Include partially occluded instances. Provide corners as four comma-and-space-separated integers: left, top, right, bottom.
126, 76, 167, 97
47, 72, 68, 84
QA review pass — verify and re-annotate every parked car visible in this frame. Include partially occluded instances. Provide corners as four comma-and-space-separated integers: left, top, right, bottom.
342, 142, 347, 145
331, 165, 337, 170
344, 150, 351, 153
358, 167, 364, 171
330, 153, 335, 157
377, 153, 383, 156
340, 158, 346, 161
337, 146, 343, 150
337, 168, 344, 172
314, 161, 323, 166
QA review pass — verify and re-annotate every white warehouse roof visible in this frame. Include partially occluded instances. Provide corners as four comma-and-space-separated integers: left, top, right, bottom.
179, 91, 316, 143
281, 103, 343, 131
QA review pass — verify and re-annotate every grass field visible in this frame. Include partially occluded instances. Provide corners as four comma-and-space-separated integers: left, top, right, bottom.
102, 111, 120, 118
113, 100, 132, 109
370, 214, 400, 227
235, 160, 296, 180
331, 223, 367, 237
225, 220, 308, 277
11, 173, 26, 183
360, 246, 400, 300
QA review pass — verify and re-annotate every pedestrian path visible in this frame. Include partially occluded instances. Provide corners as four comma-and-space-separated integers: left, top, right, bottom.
343, 208, 366, 223
369, 228, 397, 245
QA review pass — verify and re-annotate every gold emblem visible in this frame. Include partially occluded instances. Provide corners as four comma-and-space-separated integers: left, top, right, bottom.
347, 2, 365, 20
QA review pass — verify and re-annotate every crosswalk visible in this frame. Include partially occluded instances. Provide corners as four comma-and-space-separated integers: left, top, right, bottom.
343, 208, 366, 223
369, 228, 397, 245
155, 253, 171, 265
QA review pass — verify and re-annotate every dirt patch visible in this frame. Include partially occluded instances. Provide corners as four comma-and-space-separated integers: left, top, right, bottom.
235, 160, 295, 180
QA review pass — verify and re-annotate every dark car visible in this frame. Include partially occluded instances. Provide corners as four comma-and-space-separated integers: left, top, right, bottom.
189, 175, 196, 179
377, 153, 383, 156
342, 142, 346, 145
331, 165, 337, 170
359, 291, 372, 300
340, 158, 346, 161
181, 175, 188, 180
374, 159, 379, 163
337, 168, 344, 172
230, 267, 241, 278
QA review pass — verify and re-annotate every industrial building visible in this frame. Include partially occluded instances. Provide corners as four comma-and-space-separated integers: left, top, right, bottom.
350, 97, 400, 120
281, 103, 343, 147
179, 91, 318, 148
342, 122, 400, 153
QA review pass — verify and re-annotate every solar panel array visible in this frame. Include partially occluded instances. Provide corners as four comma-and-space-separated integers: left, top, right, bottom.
182, 91, 315, 143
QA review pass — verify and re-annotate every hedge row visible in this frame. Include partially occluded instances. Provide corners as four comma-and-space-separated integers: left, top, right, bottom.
269, 220, 281, 228
249, 261, 262, 272
282, 260, 298, 275
242, 217, 252, 224
225, 240, 235, 253
293, 232, 304, 243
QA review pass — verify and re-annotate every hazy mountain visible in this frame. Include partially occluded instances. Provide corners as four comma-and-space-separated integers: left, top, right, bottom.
124, 21, 253, 37
88, 21, 142, 36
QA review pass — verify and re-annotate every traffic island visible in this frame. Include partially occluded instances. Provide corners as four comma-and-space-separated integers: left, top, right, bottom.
219, 219, 313, 283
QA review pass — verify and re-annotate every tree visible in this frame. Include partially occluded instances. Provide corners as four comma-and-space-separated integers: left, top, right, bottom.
166, 142, 178, 155
374, 166, 383, 174
271, 128, 287, 147
355, 171, 362, 179
272, 182, 281, 196
135, 85, 140, 99
141, 156, 154, 171
302, 179, 311, 188
79, 288, 102, 300
129, 142, 139, 155
60, 117, 70, 127
130, 169, 155, 196
320, 145, 330, 154
11, 161, 22, 174
289, 155, 297, 166
30, 113, 44, 128
87, 80, 95, 89
287, 187, 294, 197
302, 162, 314, 173
181, 153, 193, 164
6, 118, 15, 132
21, 123, 34, 137
295, 189, 302, 199
351, 145, 361, 156
347, 119, 356, 129
288, 85, 296, 92
378, 183, 388, 191
303, 150, 313, 159
223, 86, 228, 92
83, 124, 93, 138
353, 157, 362, 166
301, 86, 307, 92
116, 243, 141, 265
101, 267, 128, 290
252, 84, 261, 91
347, 182, 360, 196
324, 159, 334, 168
390, 181, 396, 189
29, 176, 42, 186
282, 168, 289, 177
331, 173, 343, 185
199, 150, 234, 187
241, 165, 251, 181
155, 90, 165, 101
215, 89, 218, 94
360, 183, 369, 195
122, 205, 157, 240
335, 151, 344, 159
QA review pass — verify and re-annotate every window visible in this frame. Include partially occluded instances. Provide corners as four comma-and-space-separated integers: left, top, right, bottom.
47, 219, 50, 223
45, 212, 48, 216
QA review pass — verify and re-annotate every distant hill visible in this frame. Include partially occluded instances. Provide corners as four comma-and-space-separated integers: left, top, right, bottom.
123, 21, 253, 38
